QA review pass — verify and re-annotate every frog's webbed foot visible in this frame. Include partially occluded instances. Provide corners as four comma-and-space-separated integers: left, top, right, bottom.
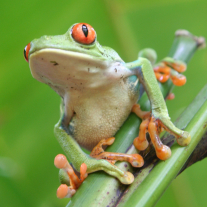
154, 57, 187, 87
54, 142, 144, 199
54, 154, 88, 198
90, 137, 144, 168
132, 104, 191, 160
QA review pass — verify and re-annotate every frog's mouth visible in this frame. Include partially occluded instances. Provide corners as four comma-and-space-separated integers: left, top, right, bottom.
29, 48, 111, 93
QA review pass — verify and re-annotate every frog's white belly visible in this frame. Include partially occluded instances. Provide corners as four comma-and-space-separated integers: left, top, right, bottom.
70, 80, 138, 150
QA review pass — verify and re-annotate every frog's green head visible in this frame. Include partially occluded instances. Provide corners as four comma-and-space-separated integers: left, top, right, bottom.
24, 23, 124, 95
24, 23, 123, 63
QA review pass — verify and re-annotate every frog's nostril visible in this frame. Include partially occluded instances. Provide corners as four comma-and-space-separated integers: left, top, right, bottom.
24, 42, 31, 62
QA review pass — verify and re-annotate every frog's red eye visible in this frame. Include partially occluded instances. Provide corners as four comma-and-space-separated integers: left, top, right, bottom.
71, 23, 96, 45
24, 43, 31, 62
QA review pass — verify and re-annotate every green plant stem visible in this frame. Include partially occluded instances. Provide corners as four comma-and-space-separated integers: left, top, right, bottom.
179, 131, 207, 173
116, 84, 207, 207
66, 31, 204, 207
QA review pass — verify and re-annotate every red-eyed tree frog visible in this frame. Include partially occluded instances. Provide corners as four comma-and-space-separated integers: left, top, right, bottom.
24, 23, 191, 198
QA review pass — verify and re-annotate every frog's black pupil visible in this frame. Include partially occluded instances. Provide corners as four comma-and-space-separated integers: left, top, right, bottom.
82, 25, 88, 37
24, 46, 27, 60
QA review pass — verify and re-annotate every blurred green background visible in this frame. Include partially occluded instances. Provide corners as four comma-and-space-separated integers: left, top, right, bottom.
0, 0, 206, 206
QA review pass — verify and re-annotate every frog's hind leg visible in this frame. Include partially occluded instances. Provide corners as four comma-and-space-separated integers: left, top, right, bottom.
90, 137, 144, 168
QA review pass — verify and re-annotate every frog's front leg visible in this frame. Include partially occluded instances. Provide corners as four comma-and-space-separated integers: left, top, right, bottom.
54, 106, 142, 198
138, 48, 187, 88
132, 104, 172, 160
54, 154, 88, 198
127, 58, 191, 160
90, 137, 144, 167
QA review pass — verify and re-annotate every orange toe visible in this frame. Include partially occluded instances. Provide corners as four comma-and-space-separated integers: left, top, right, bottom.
133, 137, 149, 151
80, 163, 88, 181
156, 145, 172, 160
54, 154, 68, 169
171, 75, 186, 86
166, 92, 175, 100
57, 184, 76, 199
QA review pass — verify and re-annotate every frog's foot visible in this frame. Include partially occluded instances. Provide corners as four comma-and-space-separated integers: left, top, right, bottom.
90, 137, 144, 168
132, 104, 191, 160
54, 151, 138, 198
154, 57, 187, 86
54, 154, 88, 198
